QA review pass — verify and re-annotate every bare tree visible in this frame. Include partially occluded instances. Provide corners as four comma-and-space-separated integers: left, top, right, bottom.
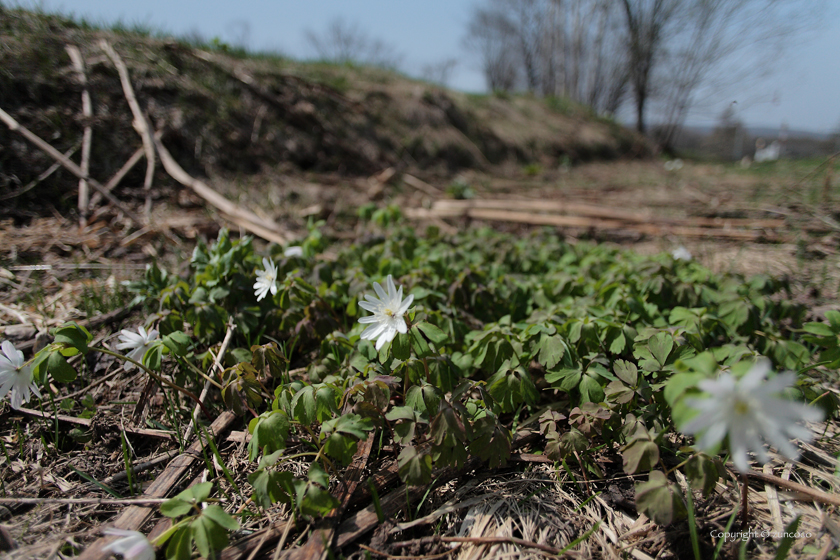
653, 0, 824, 149
421, 58, 459, 87
464, 0, 629, 111
305, 18, 403, 70
462, 6, 520, 92
618, 0, 681, 133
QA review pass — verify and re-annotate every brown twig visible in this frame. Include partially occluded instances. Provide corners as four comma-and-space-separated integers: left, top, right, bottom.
65, 45, 93, 226
182, 320, 235, 443
99, 40, 156, 220
744, 469, 840, 507
0, 497, 170, 505
391, 535, 562, 556
88, 144, 145, 209
0, 106, 146, 227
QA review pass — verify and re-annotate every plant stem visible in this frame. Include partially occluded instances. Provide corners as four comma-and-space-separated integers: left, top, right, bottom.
94, 347, 213, 420
740, 473, 749, 528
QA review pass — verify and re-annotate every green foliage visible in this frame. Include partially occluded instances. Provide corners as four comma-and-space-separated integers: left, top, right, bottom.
158, 482, 240, 560
98, 225, 828, 530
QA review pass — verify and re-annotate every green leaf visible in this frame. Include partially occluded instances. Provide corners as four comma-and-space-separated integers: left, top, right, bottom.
613, 360, 638, 386
160, 498, 193, 518
469, 414, 511, 468
545, 429, 587, 461
162, 331, 190, 356
248, 469, 294, 509
202, 504, 240, 531
392, 331, 411, 361
405, 382, 442, 416
292, 386, 317, 425
486, 366, 538, 412
803, 322, 835, 337
579, 372, 604, 403
51, 322, 92, 355
143, 344, 162, 371
417, 322, 448, 345
648, 333, 673, 367
538, 334, 566, 369
297, 464, 339, 517
248, 411, 290, 460
635, 471, 686, 525
685, 454, 720, 497
621, 437, 660, 474
177, 481, 213, 504
608, 331, 626, 355
398, 445, 433, 486
165, 526, 192, 560
48, 350, 77, 383
545, 367, 582, 391
385, 406, 423, 444
826, 310, 840, 331
430, 400, 469, 468
321, 414, 374, 465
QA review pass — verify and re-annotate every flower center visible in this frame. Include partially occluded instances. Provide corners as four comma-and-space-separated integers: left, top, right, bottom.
383, 308, 397, 319
733, 399, 750, 415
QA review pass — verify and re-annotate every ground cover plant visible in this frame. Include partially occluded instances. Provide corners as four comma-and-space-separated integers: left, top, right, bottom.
3, 215, 837, 559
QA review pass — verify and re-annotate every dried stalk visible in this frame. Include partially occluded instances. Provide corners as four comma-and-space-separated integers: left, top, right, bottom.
99, 40, 156, 220
153, 135, 289, 244
0, 106, 145, 227
65, 45, 93, 226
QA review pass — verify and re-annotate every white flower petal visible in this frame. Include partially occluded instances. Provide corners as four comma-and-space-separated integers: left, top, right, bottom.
358, 301, 378, 312
373, 281, 388, 301
395, 318, 407, 334
399, 294, 415, 315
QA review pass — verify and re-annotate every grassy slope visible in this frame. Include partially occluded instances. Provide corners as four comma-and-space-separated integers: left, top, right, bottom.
0, 5, 646, 219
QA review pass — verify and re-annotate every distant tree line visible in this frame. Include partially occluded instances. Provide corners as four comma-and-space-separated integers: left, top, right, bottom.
462, 0, 823, 148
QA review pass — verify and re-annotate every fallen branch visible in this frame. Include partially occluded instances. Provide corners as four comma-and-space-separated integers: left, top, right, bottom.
153, 135, 290, 245
88, 144, 145, 209
12, 407, 174, 441
745, 469, 840, 507
428, 198, 785, 229
0, 106, 146, 227
0, 497, 170, 506
65, 45, 93, 226
402, 174, 444, 197
78, 411, 236, 560
99, 40, 156, 219
407, 207, 772, 241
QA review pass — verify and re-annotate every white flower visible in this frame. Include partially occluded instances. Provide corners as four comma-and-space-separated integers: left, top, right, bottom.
115, 326, 159, 371
672, 246, 692, 261
682, 359, 823, 473
102, 528, 155, 560
358, 275, 414, 351
284, 246, 304, 258
254, 257, 279, 302
0, 340, 41, 409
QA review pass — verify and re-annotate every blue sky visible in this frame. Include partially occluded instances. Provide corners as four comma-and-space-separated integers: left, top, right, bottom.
17, 0, 840, 133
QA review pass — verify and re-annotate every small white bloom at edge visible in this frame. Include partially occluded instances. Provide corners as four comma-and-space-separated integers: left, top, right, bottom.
284, 246, 304, 258
102, 528, 155, 560
254, 257, 279, 302
681, 358, 823, 473
358, 275, 414, 351
672, 246, 692, 261
115, 326, 159, 371
0, 339, 41, 409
